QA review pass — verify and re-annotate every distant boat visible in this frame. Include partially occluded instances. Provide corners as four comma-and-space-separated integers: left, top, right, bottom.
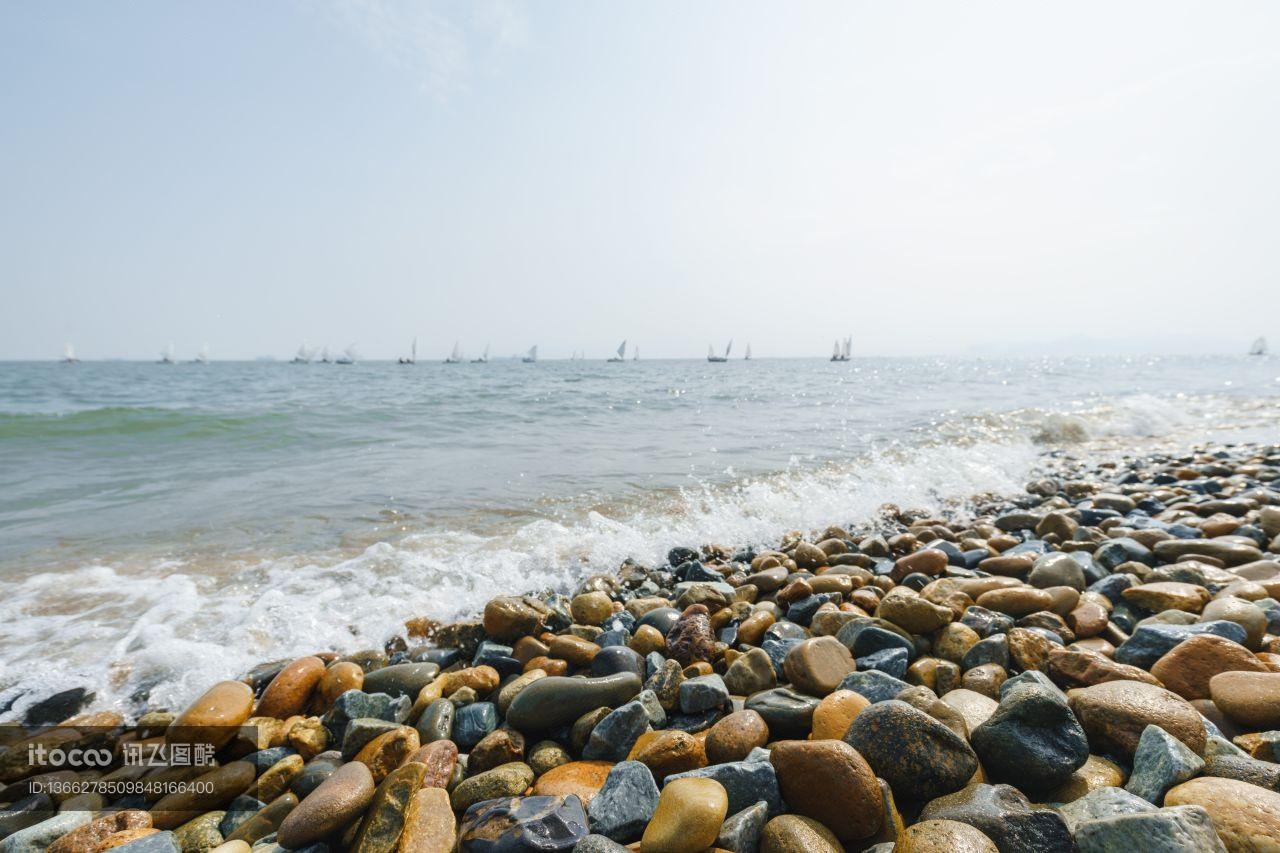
192, 343, 209, 364
319, 346, 331, 364
62, 343, 79, 364
633, 346, 639, 361
607, 340, 627, 362
570, 350, 584, 361
707, 340, 732, 363
522, 345, 538, 363
159, 342, 176, 364
830, 336, 851, 362
398, 338, 417, 365
335, 345, 357, 365
291, 342, 313, 364
1249, 336, 1268, 356
744, 343, 751, 361
471, 344, 489, 364
444, 341, 463, 364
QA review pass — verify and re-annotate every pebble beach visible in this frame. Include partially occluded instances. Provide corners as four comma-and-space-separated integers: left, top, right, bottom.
3, 441, 1280, 851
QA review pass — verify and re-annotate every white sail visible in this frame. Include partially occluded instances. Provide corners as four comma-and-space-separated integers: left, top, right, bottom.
724, 339, 733, 359
63, 343, 77, 362
618, 340, 627, 359
843, 336, 852, 359
1249, 336, 1268, 356
160, 341, 175, 363
451, 341, 462, 361
708, 344, 715, 359
195, 343, 209, 363
633, 346, 639, 361
335, 344, 357, 364
832, 340, 840, 358
293, 341, 312, 363
745, 343, 751, 360
412, 338, 417, 361
319, 346, 330, 363
523, 345, 538, 362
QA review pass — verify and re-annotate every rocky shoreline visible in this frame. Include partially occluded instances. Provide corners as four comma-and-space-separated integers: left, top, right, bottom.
3, 442, 1280, 852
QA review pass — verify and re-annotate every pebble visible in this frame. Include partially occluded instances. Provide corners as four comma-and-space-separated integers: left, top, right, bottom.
971, 681, 1089, 792
743, 688, 819, 739
769, 739, 882, 841
276, 761, 376, 848
456, 794, 587, 852
584, 760, 658, 843
529, 761, 612, 805
627, 729, 706, 778
1125, 724, 1205, 805
640, 777, 728, 853
398, 788, 454, 853
758, 814, 842, 853
169, 681, 256, 749
809, 688, 869, 739
919, 783, 1074, 852
1208, 670, 1280, 730
504, 673, 641, 731
1067, 680, 1207, 758
896, 819, 999, 853
780, 636, 857, 697
1074, 805, 1227, 853
704, 710, 770, 764
1057, 786, 1156, 833
450, 762, 535, 812
666, 757, 785, 818
716, 801, 769, 853
1165, 777, 1280, 852
842, 699, 979, 802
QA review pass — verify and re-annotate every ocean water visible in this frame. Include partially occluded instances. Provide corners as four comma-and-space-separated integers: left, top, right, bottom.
1, 354, 1278, 719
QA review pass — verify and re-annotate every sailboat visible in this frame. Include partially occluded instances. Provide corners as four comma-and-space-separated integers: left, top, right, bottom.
744, 343, 751, 361
633, 346, 639, 361
707, 340, 732, 363
335, 344, 357, 365
522, 345, 538, 363
62, 343, 79, 363
398, 338, 417, 364
607, 340, 627, 362
291, 342, 313, 364
471, 344, 489, 364
830, 336, 851, 362
1249, 337, 1268, 356
444, 341, 463, 364
318, 346, 331, 364
192, 343, 209, 364
158, 342, 176, 364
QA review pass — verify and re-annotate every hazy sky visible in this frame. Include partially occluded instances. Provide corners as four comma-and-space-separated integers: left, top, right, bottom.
3, 1, 1278, 360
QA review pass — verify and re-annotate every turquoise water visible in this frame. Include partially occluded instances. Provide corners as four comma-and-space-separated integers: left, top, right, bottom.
1, 355, 1278, 717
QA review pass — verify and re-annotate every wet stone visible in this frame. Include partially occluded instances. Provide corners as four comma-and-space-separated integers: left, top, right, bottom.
452, 701, 498, 750
678, 673, 729, 714
838, 670, 912, 704
919, 783, 1074, 853
1057, 786, 1157, 834
584, 760, 659, 843
742, 688, 819, 739
842, 699, 979, 802
1074, 805, 1226, 853
716, 801, 769, 853
457, 794, 589, 853
665, 757, 785, 819
1125, 724, 1205, 805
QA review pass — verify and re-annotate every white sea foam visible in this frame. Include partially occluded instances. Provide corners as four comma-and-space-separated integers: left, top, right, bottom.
0, 437, 1038, 719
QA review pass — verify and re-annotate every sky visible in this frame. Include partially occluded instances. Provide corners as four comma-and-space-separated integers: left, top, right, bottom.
2, 1, 1279, 360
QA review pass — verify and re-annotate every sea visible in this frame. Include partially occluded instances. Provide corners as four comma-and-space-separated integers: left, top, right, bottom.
1, 354, 1278, 719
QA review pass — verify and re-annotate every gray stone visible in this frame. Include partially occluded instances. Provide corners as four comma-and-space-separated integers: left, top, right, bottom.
742, 687, 819, 739
679, 673, 730, 714
716, 800, 769, 853
1125, 725, 1204, 805
359, 662, 440, 698
572, 835, 630, 853
1113, 621, 1247, 669
585, 760, 659, 843
581, 699, 650, 762
843, 700, 978, 802
1028, 553, 1087, 591
838, 670, 912, 704
110, 833, 182, 853
0, 811, 90, 853
1057, 787, 1157, 834
972, 682, 1088, 792
635, 689, 666, 728
1075, 805, 1226, 853
220, 794, 267, 837
919, 783, 1073, 852
340, 717, 401, 759
666, 758, 784, 818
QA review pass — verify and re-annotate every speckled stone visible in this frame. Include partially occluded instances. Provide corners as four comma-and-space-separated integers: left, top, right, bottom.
1074, 805, 1226, 853
1125, 725, 1205, 805
584, 760, 658, 843
919, 783, 1073, 852
457, 794, 588, 853
842, 700, 978, 802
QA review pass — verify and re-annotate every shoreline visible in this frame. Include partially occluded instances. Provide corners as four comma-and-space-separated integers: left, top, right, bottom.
2, 440, 1279, 850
